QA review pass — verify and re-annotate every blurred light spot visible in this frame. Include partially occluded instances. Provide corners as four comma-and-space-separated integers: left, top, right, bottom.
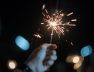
73, 57, 84, 70
72, 56, 80, 63
81, 45, 92, 57
66, 55, 73, 63
73, 61, 82, 70
15, 36, 30, 51
8, 60, 17, 70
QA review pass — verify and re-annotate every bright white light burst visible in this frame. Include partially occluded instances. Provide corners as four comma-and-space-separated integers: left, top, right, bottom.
41, 4, 77, 43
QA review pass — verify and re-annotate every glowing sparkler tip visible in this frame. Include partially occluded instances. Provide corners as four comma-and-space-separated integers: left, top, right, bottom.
42, 7, 77, 39
50, 22, 57, 27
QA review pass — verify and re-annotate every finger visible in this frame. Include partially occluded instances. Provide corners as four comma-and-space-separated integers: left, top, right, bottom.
52, 50, 56, 56
50, 55, 57, 61
45, 50, 57, 60
43, 54, 51, 66
39, 43, 56, 54
46, 44, 57, 57
50, 51, 57, 61
46, 49, 53, 56
43, 51, 57, 66
43, 60, 55, 71
47, 44, 57, 50
48, 60, 54, 66
40, 43, 57, 56
40, 43, 50, 50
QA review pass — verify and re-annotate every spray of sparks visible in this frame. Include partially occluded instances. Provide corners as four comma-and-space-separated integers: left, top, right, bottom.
41, 4, 77, 43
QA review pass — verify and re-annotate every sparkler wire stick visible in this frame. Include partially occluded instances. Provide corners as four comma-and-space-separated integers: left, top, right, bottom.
50, 29, 54, 43
50, 0, 59, 43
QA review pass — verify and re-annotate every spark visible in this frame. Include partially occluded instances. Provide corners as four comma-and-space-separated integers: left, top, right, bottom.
33, 33, 42, 39
41, 23, 44, 24
42, 5, 77, 43
67, 12, 74, 16
70, 42, 74, 46
42, 4, 45, 10
71, 19, 77, 22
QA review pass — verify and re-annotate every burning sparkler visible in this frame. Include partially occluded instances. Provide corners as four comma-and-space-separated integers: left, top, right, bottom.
41, 4, 77, 43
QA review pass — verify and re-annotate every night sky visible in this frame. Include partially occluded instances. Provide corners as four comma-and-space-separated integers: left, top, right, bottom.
0, 0, 94, 72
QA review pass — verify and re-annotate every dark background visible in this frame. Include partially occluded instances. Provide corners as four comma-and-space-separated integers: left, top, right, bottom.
0, 0, 94, 72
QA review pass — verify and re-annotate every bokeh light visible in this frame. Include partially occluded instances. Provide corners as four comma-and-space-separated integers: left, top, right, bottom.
72, 56, 80, 63
66, 55, 73, 63
73, 61, 82, 70
8, 60, 17, 70
81, 45, 92, 57
66, 55, 83, 64
73, 57, 84, 70
15, 36, 30, 51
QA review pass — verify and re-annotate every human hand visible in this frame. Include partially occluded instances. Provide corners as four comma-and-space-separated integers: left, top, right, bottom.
26, 43, 57, 72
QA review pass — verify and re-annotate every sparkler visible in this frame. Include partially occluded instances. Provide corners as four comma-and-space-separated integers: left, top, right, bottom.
41, 4, 77, 43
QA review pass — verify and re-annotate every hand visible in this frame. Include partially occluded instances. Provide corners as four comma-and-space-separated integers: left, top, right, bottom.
26, 43, 57, 72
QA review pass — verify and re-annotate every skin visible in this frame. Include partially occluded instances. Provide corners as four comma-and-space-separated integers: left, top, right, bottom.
26, 43, 57, 72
